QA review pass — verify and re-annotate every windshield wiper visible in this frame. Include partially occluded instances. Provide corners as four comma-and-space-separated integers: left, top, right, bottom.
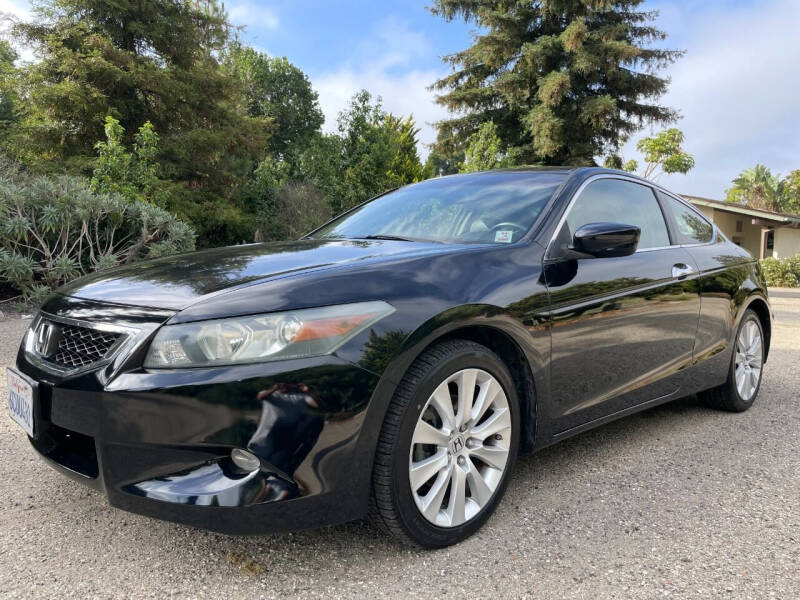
358, 234, 419, 242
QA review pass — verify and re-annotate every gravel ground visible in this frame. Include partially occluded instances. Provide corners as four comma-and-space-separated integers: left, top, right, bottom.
1, 296, 798, 599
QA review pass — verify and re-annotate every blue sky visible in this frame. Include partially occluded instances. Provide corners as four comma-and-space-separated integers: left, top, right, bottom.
2, 0, 799, 198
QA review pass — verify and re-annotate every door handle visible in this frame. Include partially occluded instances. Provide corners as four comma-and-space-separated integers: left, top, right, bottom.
672, 263, 695, 279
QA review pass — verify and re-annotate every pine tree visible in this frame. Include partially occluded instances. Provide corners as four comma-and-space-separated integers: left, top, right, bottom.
11, 0, 267, 181
10, 0, 270, 246
430, 0, 682, 165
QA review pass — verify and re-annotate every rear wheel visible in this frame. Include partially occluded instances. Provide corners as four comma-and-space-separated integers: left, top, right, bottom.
700, 309, 764, 412
370, 340, 520, 547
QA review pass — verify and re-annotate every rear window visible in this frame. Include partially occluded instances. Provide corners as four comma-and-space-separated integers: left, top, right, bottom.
311, 172, 565, 244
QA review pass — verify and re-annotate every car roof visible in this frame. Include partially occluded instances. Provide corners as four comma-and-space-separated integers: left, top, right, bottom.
430, 166, 650, 183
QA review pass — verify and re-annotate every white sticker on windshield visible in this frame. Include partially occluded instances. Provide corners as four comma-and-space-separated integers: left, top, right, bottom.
495, 230, 513, 243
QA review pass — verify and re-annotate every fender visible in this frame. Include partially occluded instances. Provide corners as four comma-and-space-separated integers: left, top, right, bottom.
735, 290, 773, 362
346, 303, 550, 515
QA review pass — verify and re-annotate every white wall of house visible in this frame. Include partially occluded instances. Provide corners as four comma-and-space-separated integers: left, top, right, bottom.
773, 228, 800, 259
695, 205, 714, 221
702, 207, 762, 258
689, 202, 800, 259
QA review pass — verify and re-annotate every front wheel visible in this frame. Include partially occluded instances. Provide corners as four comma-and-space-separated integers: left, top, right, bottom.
700, 309, 765, 412
370, 340, 520, 547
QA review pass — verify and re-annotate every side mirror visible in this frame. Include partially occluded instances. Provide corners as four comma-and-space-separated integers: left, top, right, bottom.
572, 222, 640, 258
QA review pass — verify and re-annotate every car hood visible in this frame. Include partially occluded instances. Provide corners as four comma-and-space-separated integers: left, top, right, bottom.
57, 239, 467, 311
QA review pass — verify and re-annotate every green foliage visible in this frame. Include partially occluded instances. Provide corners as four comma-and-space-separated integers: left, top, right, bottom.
430, 0, 682, 165
238, 154, 331, 242
227, 45, 323, 162
759, 255, 800, 288
604, 128, 692, 180
7, 0, 269, 247
3, 2, 434, 250
255, 181, 331, 241
725, 165, 800, 214
423, 145, 464, 179
91, 116, 166, 206
0, 41, 21, 136
0, 167, 195, 304
782, 170, 800, 215
635, 128, 694, 179
385, 114, 424, 186
461, 121, 510, 173
11, 0, 259, 164
297, 91, 423, 214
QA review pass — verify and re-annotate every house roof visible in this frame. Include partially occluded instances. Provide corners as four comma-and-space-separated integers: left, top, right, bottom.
682, 195, 800, 225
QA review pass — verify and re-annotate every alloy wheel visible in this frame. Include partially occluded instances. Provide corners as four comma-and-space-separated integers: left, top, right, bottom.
734, 319, 763, 401
408, 368, 512, 528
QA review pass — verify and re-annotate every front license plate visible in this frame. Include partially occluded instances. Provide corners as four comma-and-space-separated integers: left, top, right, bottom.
7, 368, 36, 437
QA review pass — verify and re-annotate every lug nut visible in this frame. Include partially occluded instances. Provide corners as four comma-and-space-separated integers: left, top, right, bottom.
230, 448, 261, 472
457, 456, 466, 466
494, 434, 503, 441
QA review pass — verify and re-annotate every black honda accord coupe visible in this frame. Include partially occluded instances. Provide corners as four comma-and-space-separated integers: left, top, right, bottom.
8, 167, 772, 547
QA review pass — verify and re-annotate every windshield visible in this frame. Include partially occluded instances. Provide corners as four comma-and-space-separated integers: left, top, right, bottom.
310, 172, 565, 244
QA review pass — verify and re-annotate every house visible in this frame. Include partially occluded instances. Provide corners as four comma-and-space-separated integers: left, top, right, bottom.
683, 195, 800, 260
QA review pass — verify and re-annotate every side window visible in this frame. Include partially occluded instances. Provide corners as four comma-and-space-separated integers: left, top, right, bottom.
660, 194, 713, 244
563, 179, 670, 250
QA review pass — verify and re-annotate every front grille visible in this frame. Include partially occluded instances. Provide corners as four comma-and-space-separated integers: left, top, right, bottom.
49, 323, 123, 369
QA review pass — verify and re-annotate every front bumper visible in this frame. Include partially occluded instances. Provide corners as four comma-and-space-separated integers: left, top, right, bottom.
16, 297, 381, 534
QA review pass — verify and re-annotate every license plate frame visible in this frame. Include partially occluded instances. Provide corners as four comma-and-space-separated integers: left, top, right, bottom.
7, 367, 38, 438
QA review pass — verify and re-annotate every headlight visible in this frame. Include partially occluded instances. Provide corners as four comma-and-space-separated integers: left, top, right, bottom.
144, 301, 395, 368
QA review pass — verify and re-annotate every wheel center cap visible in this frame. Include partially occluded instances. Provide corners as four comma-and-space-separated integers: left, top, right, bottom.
449, 434, 465, 455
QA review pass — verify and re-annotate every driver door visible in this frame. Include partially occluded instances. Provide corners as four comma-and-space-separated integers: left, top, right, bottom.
543, 178, 701, 432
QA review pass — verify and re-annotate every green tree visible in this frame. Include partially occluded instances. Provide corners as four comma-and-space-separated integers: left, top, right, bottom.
0, 41, 21, 138
461, 121, 510, 172
726, 165, 800, 214
298, 91, 423, 213
9, 0, 269, 247
606, 128, 694, 180
726, 164, 783, 211
91, 116, 166, 206
634, 128, 694, 180
422, 144, 463, 179
430, 0, 682, 165
780, 170, 800, 215
227, 45, 324, 162
384, 114, 424, 186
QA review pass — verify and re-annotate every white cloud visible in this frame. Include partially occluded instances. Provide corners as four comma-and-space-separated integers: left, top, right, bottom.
313, 18, 449, 158
0, 0, 29, 19
623, 0, 800, 198
0, 0, 34, 62
226, 2, 279, 30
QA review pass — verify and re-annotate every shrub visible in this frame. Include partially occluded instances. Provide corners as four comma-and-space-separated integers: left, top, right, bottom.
91, 116, 168, 207
759, 255, 800, 288
240, 157, 332, 242
0, 170, 195, 305
255, 181, 331, 241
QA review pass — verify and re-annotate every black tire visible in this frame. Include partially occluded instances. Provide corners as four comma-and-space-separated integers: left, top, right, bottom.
700, 309, 765, 412
369, 339, 520, 548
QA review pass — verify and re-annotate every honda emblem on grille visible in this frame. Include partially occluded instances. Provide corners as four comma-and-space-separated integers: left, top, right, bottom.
34, 321, 62, 358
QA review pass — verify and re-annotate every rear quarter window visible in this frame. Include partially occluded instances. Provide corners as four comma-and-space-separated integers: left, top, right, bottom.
660, 194, 714, 244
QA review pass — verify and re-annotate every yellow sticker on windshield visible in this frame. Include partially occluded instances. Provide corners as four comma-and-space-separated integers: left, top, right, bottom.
495, 230, 513, 243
